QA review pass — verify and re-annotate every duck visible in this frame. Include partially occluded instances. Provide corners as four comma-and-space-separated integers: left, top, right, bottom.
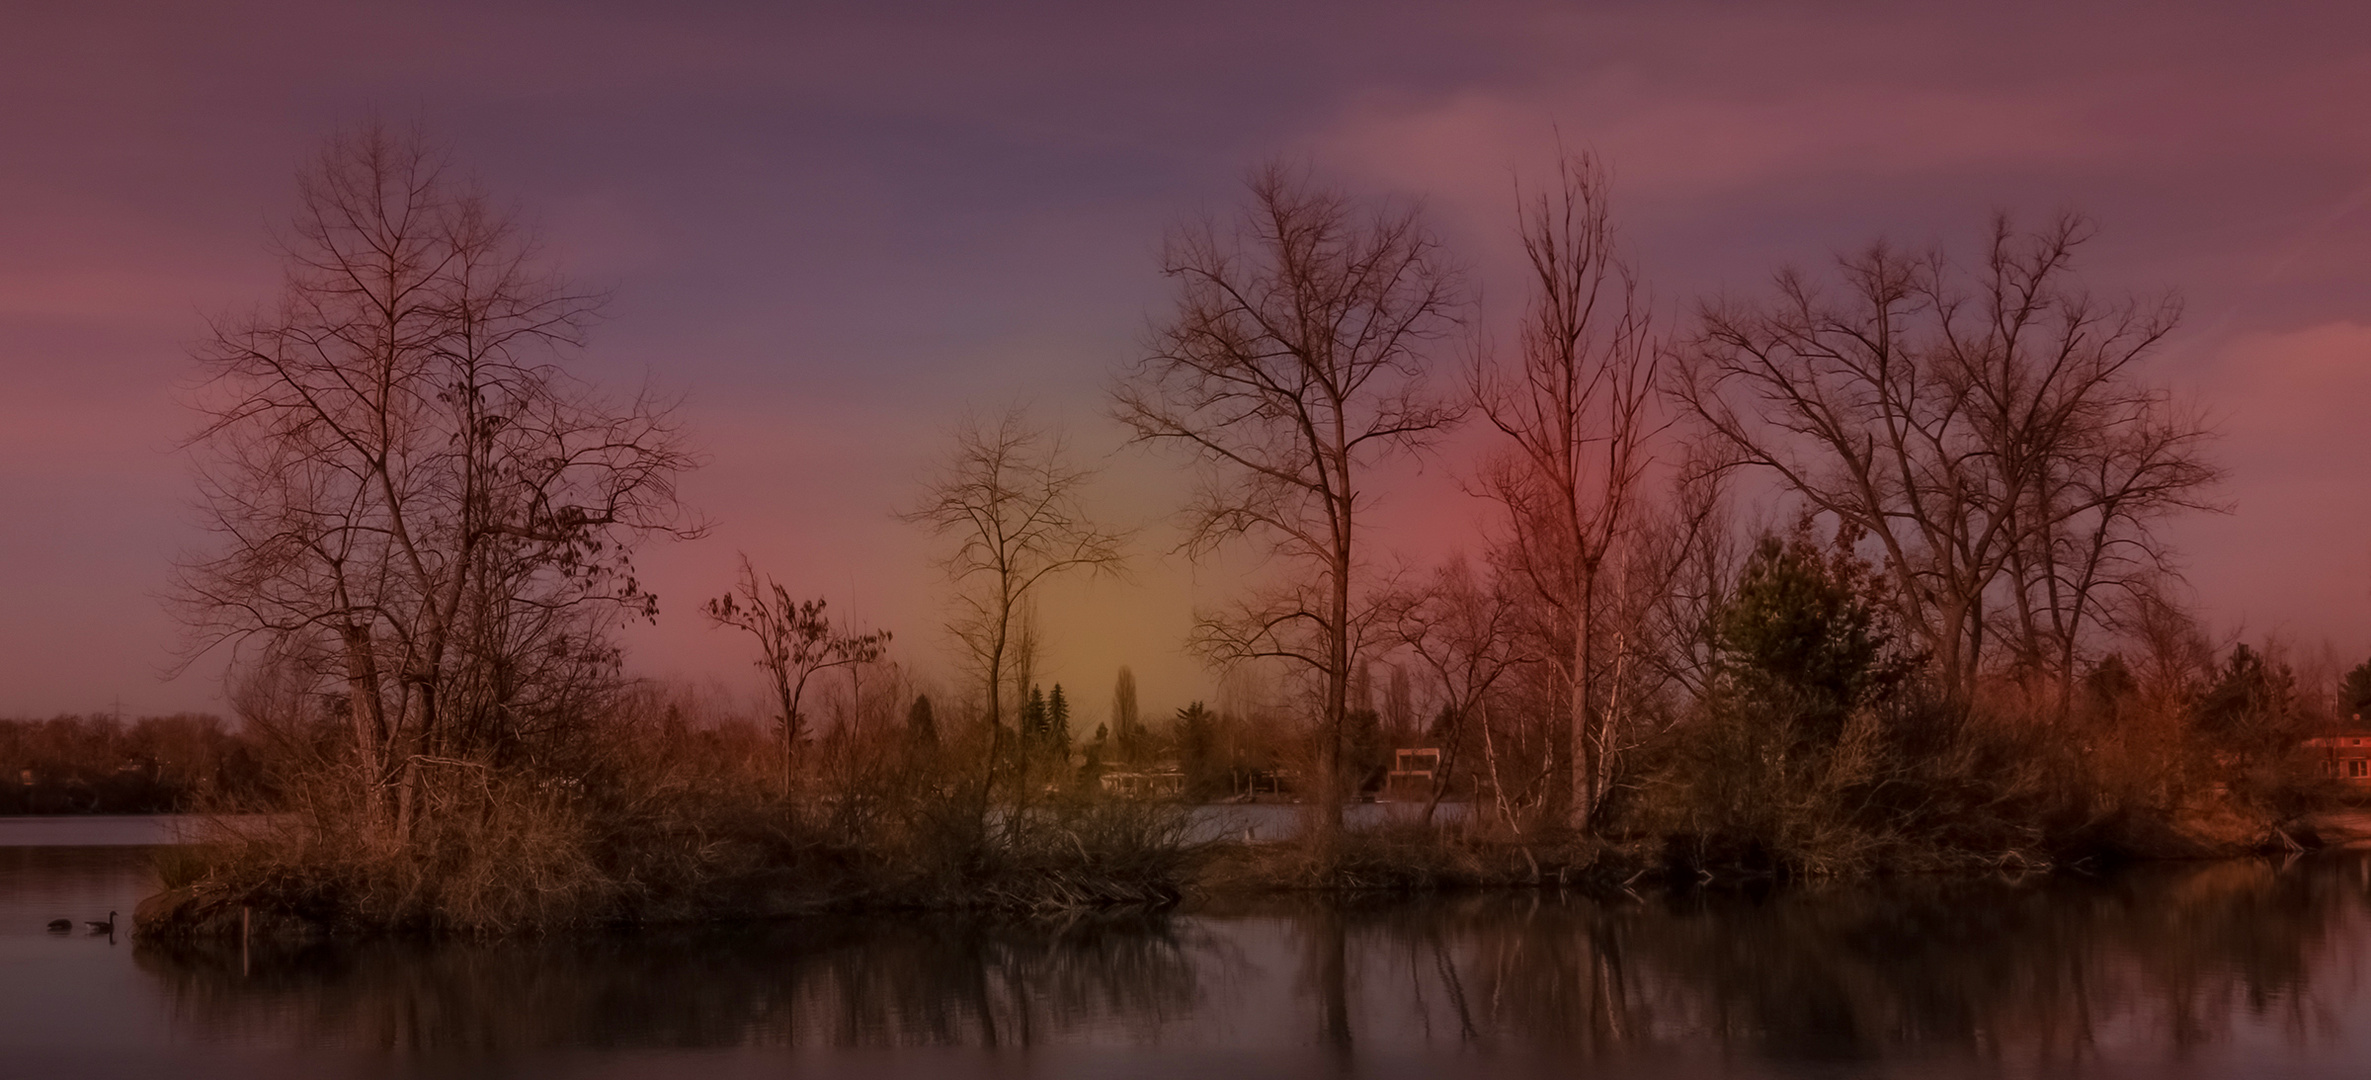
83, 911, 115, 935
45, 918, 71, 933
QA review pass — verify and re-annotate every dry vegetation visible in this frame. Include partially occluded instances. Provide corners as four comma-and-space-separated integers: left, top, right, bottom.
142, 680, 1199, 937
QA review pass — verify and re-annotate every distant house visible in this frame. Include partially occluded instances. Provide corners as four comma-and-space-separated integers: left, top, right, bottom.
2306, 733, 2371, 784
1099, 768, 1183, 798
1382, 747, 1441, 801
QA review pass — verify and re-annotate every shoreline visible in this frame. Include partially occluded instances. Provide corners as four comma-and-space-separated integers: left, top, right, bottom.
122, 797, 2333, 942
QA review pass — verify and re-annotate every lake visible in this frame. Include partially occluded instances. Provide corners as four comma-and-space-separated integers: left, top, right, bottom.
4, 815, 2369, 1078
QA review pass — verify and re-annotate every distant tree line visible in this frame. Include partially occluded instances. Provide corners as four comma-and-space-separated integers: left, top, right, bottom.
0, 713, 264, 814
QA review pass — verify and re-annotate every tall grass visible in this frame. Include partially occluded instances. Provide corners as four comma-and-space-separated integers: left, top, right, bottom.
143, 681, 1198, 938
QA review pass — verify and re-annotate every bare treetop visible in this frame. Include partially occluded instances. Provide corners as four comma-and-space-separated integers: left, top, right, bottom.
1113, 163, 1465, 848
901, 406, 1130, 733
174, 123, 700, 838
1676, 214, 2220, 701
1115, 164, 1466, 561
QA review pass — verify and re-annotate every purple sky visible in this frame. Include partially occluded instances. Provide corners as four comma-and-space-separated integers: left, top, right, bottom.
3, 2, 2367, 723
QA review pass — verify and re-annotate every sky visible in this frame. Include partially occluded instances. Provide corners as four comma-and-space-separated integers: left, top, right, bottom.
2, 1, 2367, 726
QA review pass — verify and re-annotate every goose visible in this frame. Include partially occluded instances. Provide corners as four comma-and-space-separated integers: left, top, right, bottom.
45, 918, 70, 933
83, 911, 115, 935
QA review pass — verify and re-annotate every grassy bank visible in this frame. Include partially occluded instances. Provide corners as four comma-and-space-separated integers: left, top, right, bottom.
141, 787, 2311, 943
133, 641, 2346, 940
137, 687, 1199, 939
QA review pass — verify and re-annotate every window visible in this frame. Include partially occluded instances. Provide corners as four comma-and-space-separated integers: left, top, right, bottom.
2349, 760, 2366, 779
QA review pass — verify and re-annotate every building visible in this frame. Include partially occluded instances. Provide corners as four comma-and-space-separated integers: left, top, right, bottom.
1383, 747, 1441, 801
2306, 733, 2371, 784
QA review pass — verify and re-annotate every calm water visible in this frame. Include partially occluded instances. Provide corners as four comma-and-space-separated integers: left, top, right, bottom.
6, 817, 2371, 1078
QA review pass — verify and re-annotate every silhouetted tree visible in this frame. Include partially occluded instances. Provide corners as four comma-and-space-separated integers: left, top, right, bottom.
1714, 523, 1913, 753
1379, 556, 1533, 824
2197, 644, 2299, 753
1470, 150, 1660, 830
2341, 660, 2371, 724
705, 554, 891, 797
1677, 215, 2219, 706
1046, 683, 1072, 755
1113, 163, 1464, 847
906, 694, 937, 747
175, 123, 699, 839
1175, 701, 1220, 792
902, 409, 1129, 735
1111, 666, 1140, 741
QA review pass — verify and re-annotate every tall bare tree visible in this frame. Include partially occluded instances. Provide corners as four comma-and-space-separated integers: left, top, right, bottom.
902, 408, 1129, 736
1470, 153, 1660, 831
705, 554, 891, 798
1379, 557, 1533, 824
174, 124, 698, 839
1676, 214, 2219, 705
1113, 163, 1464, 845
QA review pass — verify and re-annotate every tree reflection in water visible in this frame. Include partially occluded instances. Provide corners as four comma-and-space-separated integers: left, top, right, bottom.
136, 913, 1204, 1051
135, 852, 2371, 1067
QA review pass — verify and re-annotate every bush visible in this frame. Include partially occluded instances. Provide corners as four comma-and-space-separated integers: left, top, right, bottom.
141, 682, 1199, 938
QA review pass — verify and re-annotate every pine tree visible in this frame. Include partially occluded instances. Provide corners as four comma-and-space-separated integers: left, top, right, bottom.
1021, 685, 1048, 743
906, 694, 937, 747
2343, 660, 2371, 724
1047, 684, 1072, 749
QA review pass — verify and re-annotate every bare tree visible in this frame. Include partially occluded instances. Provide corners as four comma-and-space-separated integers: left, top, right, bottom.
902, 407, 1129, 736
1470, 152, 1660, 831
1676, 214, 2219, 706
705, 554, 891, 798
1113, 163, 1464, 845
174, 124, 699, 840
1379, 557, 1533, 825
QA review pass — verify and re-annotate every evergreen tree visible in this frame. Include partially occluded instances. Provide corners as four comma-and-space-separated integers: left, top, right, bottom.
2198, 643, 2298, 749
1714, 523, 1912, 752
1111, 666, 1139, 738
1176, 701, 1218, 790
1021, 685, 1048, 744
1047, 684, 1072, 750
906, 694, 936, 747
2342, 659, 2371, 724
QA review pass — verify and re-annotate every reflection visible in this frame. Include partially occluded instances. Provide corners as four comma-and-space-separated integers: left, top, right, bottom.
137, 912, 1202, 1051
131, 851, 2371, 1066
1324, 853, 2365, 1065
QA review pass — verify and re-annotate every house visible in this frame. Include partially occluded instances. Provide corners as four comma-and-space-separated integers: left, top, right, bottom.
1099, 768, 1184, 798
1382, 747, 1441, 801
2306, 733, 2371, 784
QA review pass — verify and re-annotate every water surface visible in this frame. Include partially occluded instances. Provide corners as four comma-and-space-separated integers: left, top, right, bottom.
5, 817, 2369, 1078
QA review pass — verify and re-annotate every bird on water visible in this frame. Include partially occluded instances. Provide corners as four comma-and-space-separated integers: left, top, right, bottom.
84, 911, 115, 935
45, 918, 70, 933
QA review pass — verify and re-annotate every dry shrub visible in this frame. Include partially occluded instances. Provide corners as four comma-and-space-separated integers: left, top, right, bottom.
1637, 668, 2330, 883
1639, 689, 2055, 881
145, 681, 1199, 938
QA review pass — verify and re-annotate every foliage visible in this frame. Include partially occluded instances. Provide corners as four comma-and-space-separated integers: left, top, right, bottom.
2339, 659, 2371, 723
1712, 523, 1916, 751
